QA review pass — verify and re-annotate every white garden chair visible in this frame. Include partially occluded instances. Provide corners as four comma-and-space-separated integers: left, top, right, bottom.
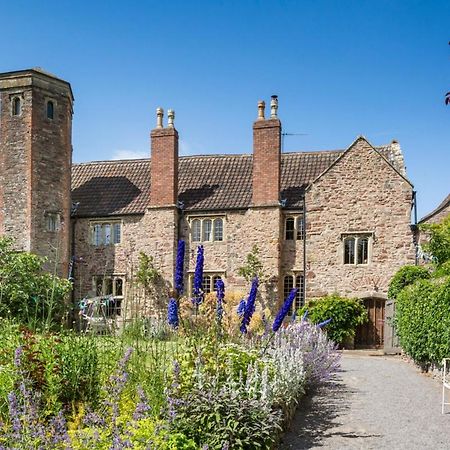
442, 358, 450, 414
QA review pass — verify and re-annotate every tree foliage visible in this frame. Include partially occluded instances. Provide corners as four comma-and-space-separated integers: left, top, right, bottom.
420, 214, 450, 266
0, 237, 71, 329
299, 294, 367, 345
237, 245, 264, 282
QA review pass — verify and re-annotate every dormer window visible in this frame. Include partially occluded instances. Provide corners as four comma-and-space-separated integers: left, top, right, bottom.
12, 97, 21, 116
46, 101, 54, 120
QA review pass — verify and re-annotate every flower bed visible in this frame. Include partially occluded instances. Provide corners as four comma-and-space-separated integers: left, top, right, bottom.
0, 242, 340, 449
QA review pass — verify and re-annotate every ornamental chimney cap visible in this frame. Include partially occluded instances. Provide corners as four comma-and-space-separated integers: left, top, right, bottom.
270, 95, 278, 118
167, 109, 175, 128
156, 107, 164, 128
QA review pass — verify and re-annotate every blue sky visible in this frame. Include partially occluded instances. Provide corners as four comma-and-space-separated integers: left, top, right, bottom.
1, 0, 448, 218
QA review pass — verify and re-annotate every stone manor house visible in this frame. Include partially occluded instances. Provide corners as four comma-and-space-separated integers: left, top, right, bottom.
0, 68, 416, 347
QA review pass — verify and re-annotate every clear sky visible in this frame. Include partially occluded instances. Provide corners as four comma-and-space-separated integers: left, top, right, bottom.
1, 0, 448, 218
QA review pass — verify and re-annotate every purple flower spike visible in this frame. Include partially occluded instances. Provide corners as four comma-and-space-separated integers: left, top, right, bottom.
240, 277, 258, 334
272, 288, 297, 332
192, 245, 204, 306
167, 298, 179, 328
317, 318, 332, 328
215, 278, 225, 322
237, 299, 246, 316
175, 240, 185, 295
301, 310, 309, 322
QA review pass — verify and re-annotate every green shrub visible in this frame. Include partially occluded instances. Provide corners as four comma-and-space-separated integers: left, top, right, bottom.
395, 276, 450, 369
0, 237, 72, 329
299, 294, 367, 345
388, 265, 430, 300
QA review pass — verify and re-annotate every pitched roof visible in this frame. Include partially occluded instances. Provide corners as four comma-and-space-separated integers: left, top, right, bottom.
419, 194, 450, 223
71, 143, 404, 217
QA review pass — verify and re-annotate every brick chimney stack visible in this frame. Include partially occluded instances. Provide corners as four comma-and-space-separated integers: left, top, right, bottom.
150, 107, 179, 207
252, 95, 281, 206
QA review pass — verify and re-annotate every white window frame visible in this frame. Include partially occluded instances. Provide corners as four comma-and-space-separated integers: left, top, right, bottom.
189, 216, 225, 243
90, 220, 122, 246
342, 233, 373, 266
284, 214, 305, 240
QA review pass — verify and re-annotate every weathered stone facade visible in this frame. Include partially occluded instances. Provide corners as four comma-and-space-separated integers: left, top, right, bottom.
0, 69, 73, 275
0, 69, 417, 340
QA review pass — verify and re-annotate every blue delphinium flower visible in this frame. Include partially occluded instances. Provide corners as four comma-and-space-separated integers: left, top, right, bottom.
301, 310, 308, 322
272, 288, 298, 332
167, 298, 179, 328
237, 299, 246, 316
215, 279, 225, 323
175, 240, 185, 295
192, 245, 204, 306
240, 277, 259, 334
317, 318, 332, 328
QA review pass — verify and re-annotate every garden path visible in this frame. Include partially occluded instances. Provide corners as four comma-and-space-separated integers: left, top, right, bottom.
280, 352, 450, 449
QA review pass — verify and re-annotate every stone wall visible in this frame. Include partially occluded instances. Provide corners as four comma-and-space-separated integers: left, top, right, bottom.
304, 137, 415, 299
0, 70, 73, 276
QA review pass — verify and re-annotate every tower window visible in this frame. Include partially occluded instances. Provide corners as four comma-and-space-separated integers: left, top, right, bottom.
12, 97, 21, 116
46, 101, 54, 120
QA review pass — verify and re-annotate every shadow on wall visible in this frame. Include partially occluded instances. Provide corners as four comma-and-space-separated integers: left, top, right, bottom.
280, 185, 308, 208
72, 176, 141, 216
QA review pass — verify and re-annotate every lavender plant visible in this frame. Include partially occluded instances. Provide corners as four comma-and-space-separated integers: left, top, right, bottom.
175, 240, 185, 296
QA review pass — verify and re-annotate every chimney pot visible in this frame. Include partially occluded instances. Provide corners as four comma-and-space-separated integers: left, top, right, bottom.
156, 107, 164, 128
270, 95, 278, 118
167, 109, 175, 128
257, 100, 265, 120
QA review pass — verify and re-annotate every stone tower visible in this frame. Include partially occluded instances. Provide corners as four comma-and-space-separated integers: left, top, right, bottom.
0, 68, 73, 275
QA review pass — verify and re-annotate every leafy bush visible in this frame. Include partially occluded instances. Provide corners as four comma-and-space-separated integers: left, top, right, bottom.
299, 294, 367, 345
0, 237, 72, 329
395, 277, 450, 369
388, 265, 430, 300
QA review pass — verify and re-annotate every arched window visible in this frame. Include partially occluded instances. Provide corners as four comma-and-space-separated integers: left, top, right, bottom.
12, 97, 21, 116
213, 218, 223, 241
191, 219, 201, 242
344, 237, 356, 264
202, 219, 212, 241
285, 217, 295, 240
46, 101, 54, 119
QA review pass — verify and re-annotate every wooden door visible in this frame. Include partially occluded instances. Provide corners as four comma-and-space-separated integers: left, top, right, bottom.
355, 298, 385, 348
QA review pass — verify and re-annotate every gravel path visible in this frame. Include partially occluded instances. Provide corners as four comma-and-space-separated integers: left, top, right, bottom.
280, 353, 450, 449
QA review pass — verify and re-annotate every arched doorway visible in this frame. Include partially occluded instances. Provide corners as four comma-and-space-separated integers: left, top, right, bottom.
355, 297, 385, 348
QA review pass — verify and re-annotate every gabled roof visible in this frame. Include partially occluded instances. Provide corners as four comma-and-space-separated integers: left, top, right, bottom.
71, 142, 406, 217
419, 194, 450, 223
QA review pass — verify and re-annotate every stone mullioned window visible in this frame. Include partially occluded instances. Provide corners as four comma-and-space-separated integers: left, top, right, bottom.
283, 273, 305, 313
90, 221, 122, 246
284, 215, 304, 240
190, 217, 224, 242
342, 233, 372, 265
188, 272, 224, 295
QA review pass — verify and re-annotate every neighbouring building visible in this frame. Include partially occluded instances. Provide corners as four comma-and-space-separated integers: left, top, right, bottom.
0, 68, 417, 347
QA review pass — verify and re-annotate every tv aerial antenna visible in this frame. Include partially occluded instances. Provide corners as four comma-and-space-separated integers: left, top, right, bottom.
281, 132, 308, 151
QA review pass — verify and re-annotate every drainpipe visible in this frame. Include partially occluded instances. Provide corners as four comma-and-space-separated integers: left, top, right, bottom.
303, 193, 307, 305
